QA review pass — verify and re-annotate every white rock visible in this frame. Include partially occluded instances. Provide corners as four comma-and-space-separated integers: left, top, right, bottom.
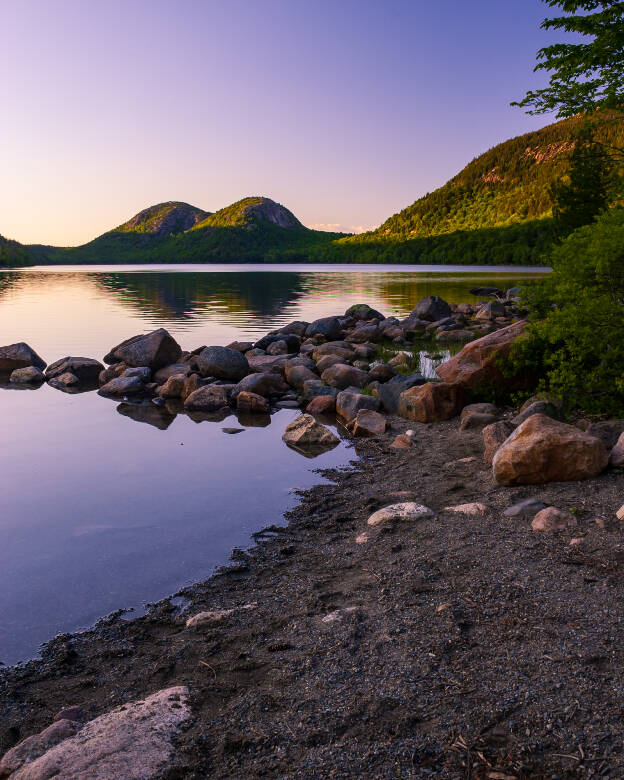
185, 609, 234, 628
7, 686, 190, 780
444, 502, 488, 516
367, 502, 434, 527
282, 413, 339, 447
321, 606, 358, 624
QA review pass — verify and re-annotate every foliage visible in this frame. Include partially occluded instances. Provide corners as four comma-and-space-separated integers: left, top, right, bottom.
0, 235, 34, 268
550, 122, 615, 236
512, 1, 624, 118
506, 207, 624, 415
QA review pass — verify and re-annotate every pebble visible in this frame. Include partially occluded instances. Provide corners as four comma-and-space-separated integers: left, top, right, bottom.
444, 502, 488, 516
367, 502, 434, 527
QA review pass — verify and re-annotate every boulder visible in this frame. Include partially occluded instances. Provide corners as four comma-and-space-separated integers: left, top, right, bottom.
321, 363, 369, 390
411, 296, 451, 322
347, 323, 380, 343
197, 346, 249, 381
99, 364, 125, 385
246, 354, 289, 373
122, 366, 151, 381
266, 340, 289, 355
152, 363, 191, 384
435, 320, 527, 393
104, 328, 181, 369
398, 382, 465, 423
531, 507, 572, 532
301, 380, 338, 402
610, 431, 624, 468
181, 373, 201, 401
493, 414, 608, 485
237, 391, 270, 414
459, 411, 499, 432
1, 687, 190, 780
156, 373, 187, 399
0, 719, 77, 777
367, 502, 434, 527
9, 366, 45, 384
282, 414, 339, 447
349, 409, 387, 437
234, 372, 288, 397
0, 342, 46, 372
284, 363, 318, 389
585, 420, 624, 451
46, 357, 104, 383
373, 373, 427, 414
312, 342, 356, 362
253, 333, 300, 353
306, 395, 336, 415
226, 340, 254, 353
48, 371, 80, 390
345, 303, 384, 320
511, 399, 558, 427
367, 363, 396, 383
184, 384, 231, 412
272, 320, 309, 337
483, 420, 515, 465
315, 354, 344, 373
305, 316, 343, 340
336, 390, 380, 422
98, 375, 145, 397
474, 301, 506, 320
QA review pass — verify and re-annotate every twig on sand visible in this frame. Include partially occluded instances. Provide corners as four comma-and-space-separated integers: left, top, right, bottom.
199, 660, 217, 679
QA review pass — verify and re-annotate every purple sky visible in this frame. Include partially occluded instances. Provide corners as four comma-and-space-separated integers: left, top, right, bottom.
1, 0, 562, 246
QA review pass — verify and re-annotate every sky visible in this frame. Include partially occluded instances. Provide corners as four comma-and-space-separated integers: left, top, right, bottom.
1, 0, 564, 246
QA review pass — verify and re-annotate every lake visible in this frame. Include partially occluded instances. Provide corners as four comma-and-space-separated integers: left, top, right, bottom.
0, 264, 548, 665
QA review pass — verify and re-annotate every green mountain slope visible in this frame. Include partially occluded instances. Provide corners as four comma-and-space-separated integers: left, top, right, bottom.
317, 110, 624, 265
0, 235, 34, 267
34, 197, 344, 264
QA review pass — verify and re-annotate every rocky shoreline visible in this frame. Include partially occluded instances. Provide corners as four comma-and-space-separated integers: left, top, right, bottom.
3, 289, 624, 778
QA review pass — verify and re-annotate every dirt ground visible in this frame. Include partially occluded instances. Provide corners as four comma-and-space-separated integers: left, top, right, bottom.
2, 412, 624, 779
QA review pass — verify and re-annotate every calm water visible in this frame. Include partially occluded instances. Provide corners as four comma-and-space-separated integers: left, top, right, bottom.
0, 264, 548, 665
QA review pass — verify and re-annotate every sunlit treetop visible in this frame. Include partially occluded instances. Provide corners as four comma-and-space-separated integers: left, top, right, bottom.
514, 0, 624, 117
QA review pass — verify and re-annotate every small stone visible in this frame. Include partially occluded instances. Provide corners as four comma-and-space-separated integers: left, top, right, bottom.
367, 502, 434, 527
531, 507, 571, 532
321, 606, 358, 624
390, 434, 412, 450
616, 504, 624, 521
54, 706, 86, 723
444, 502, 488, 516
185, 609, 234, 628
504, 498, 548, 518
222, 427, 245, 434
355, 533, 370, 544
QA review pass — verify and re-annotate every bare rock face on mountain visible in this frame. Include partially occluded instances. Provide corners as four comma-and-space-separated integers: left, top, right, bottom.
118, 202, 210, 237
245, 198, 302, 228
104, 329, 182, 370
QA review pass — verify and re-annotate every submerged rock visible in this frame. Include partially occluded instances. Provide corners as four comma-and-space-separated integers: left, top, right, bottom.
237, 391, 270, 414
9, 366, 45, 384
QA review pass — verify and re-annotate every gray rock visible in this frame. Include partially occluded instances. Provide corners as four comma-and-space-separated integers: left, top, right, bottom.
367, 363, 396, 383
503, 498, 548, 518
321, 363, 369, 390
246, 354, 289, 373
122, 366, 151, 381
347, 323, 380, 343
475, 302, 507, 320
373, 373, 427, 414
48, 371, 80, 390
3, 687, 190, 780
104, 328, 181, 369
234, 372, 288, 397
152, 363, 191, 384
46, 357, 104, 383
10, 366, 45, 384
0, 342, 46, 372
184, 384, 231, 412
316, 354, 343, 373
275, 400, 300, 409
285, 363, 318, 389
266, 339, 289, 355
282, 414, 339, 448
98, 375, 145, 397
411, 296, 452, 323
305, 316, 343, 340
226, 341, 254, 353
336, 389, 380, 422
511, 400, 558, 427
254, 333, 300, 353
196, 346, 249, 381
301, 380, 338, 402
459, 412, 499, 431
344, 303, 384, 320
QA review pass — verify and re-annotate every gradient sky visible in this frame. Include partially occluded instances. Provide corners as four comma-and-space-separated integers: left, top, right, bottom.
1, 0, 564, 246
